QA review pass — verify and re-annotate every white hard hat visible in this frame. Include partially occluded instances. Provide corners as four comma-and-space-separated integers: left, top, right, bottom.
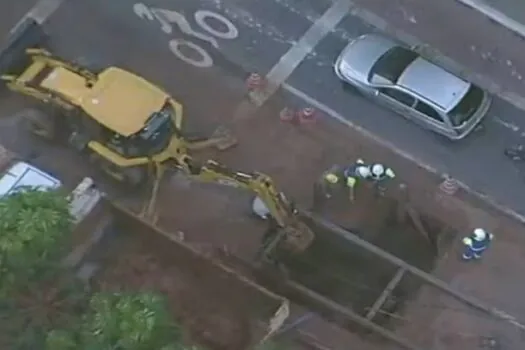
371, 164, 385, 177
473, 228, 486, 241
356, 166, 371, 178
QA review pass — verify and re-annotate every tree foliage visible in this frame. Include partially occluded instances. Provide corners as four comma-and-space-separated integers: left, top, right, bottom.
0, 188, 72, 295
0, 188, 202, 349
46, 292, 193, 350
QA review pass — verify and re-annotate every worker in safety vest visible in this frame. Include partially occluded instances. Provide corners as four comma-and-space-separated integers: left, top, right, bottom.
366, 163, 396, 196
340, 159, 372, 201
317, 165, 343, 200
314, 165, 364, 206
368, 163, 396, 183
462, 228, 494, 261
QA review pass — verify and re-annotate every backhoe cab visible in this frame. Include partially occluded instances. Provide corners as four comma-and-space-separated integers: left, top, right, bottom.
0, 19, 236, 186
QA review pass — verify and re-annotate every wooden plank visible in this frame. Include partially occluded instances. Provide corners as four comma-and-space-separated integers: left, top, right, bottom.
366, 267, 406, 320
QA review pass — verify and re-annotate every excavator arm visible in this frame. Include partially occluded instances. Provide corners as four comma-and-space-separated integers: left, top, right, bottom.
144, 152, 315, 256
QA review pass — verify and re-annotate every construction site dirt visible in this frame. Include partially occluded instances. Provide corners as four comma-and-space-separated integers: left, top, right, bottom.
78, 201, 288, 350
2, 43, 525, 349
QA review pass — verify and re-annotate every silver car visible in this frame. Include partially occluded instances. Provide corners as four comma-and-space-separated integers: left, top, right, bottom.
334, 34, 491, 140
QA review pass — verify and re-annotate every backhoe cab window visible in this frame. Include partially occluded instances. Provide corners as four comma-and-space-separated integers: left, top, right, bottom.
135, 106, 175, 156
108, 103, 175, 158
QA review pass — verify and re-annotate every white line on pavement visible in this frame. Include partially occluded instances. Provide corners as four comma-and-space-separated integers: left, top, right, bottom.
493, 116, 520, 132
11, 0, 68, 32
251, 0, 353, 107
282, 82, 525, 224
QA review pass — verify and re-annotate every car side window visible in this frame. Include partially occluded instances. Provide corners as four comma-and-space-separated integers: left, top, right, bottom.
415, 101, 443, 122
379, 88, 415, 107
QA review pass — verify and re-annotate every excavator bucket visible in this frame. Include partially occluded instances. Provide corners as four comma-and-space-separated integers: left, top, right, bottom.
0, 18, 47, 78
185, 125, 238, 151
210, 125, 238, 150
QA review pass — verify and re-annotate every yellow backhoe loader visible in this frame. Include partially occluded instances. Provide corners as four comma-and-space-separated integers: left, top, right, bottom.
0, 19, 236, 186
0, 19, 315, 257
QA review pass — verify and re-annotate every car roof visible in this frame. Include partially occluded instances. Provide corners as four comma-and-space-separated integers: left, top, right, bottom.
397, 57, 471, 111
337, 34, 397, 81
0, 161, 61, 196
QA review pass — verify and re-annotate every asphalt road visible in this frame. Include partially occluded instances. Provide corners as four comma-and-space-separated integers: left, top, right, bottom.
465, 0, 525, 29
3, 0, 525, 218
117, 0, 525, 217
0, 1, 38, 35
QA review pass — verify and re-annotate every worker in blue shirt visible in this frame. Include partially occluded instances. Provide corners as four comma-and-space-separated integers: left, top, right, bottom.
462, 228, 494, 261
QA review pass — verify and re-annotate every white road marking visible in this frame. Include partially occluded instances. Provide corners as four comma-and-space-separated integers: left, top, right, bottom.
11, 0, 68, 30
133, 3, 240, 68
194, 10, 239, 40
282, 83, 525, 224
252, 0, 353, 106
169, 39, 214, 68
493, 116, 520, 132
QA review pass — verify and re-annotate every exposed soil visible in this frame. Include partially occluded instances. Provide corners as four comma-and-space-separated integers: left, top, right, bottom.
89, 206, 286, 350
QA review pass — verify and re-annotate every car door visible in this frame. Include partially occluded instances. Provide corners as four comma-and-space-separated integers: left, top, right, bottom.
412, 100, 454, 136
375, 87, 416, 117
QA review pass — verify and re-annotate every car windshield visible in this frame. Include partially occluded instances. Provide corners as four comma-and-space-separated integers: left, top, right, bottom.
370, 46, 418, 83
448, 85, 483, 126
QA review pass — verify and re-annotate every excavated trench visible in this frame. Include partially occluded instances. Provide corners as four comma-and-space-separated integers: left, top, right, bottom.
271, 195, 456, 333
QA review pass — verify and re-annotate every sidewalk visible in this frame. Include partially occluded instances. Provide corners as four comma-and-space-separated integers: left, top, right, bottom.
349, 0, 525, 110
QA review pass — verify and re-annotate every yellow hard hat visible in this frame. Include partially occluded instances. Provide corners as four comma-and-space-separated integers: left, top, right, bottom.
325, 173, 339, 184
462, 237, 473, 246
